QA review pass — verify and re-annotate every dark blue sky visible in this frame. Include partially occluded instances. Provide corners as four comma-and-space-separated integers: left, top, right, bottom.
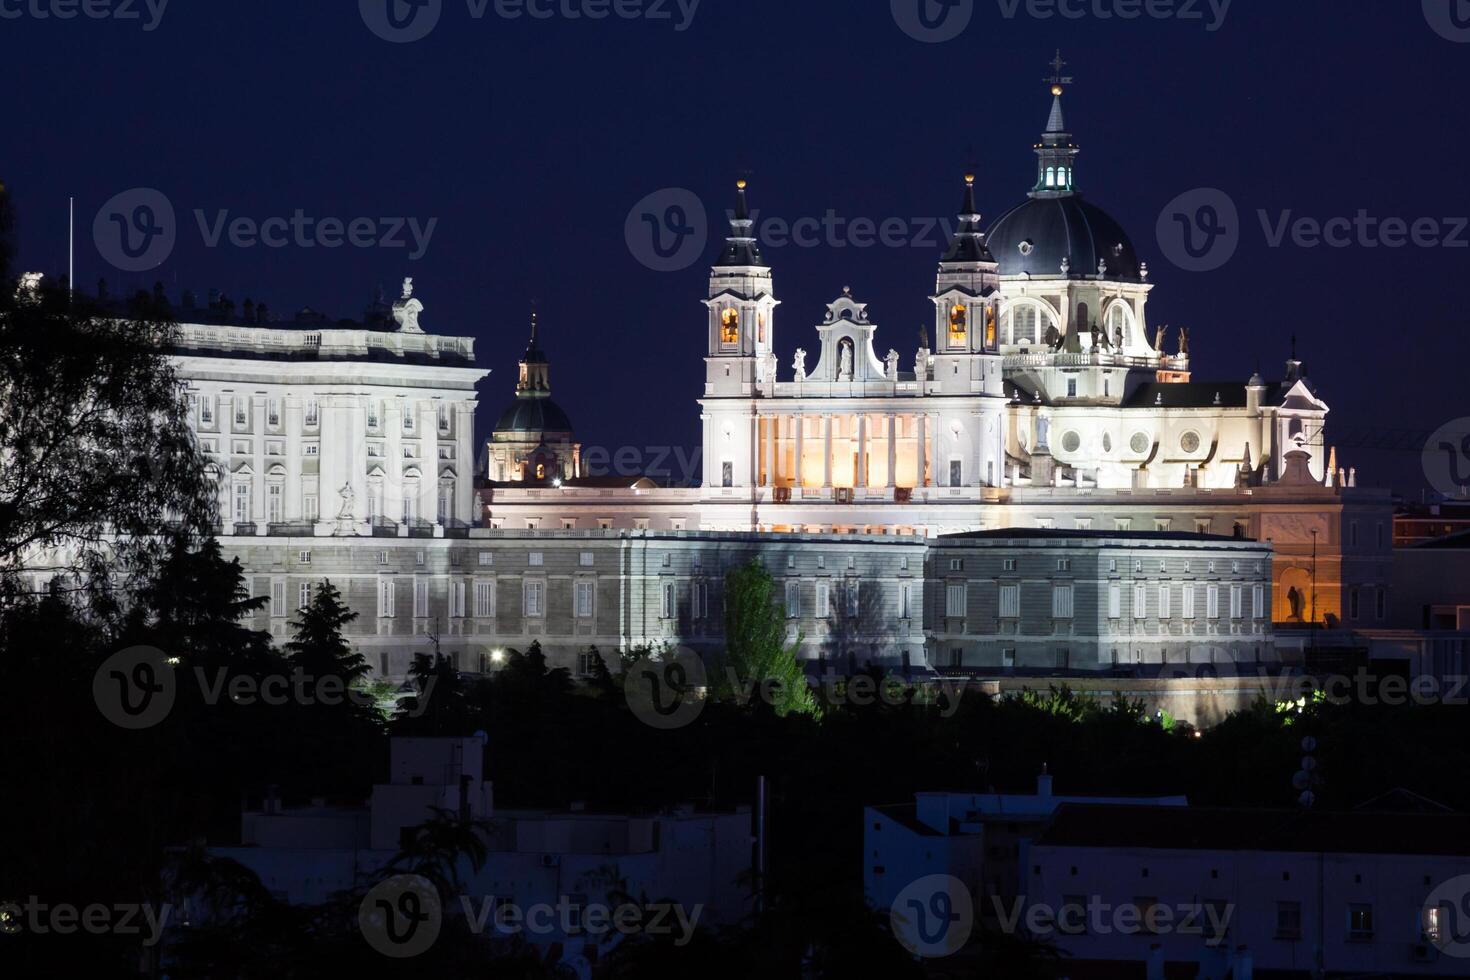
4, 0, 1467, 495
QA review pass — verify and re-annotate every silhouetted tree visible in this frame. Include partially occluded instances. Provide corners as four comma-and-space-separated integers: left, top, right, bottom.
0, 247, 215, 601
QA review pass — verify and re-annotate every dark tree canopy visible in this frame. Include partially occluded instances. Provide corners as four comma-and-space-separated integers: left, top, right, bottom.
0, 238, 216, 602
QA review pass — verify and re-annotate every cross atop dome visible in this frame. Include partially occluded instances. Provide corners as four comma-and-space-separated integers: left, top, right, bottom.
1032, 51, 1080, 198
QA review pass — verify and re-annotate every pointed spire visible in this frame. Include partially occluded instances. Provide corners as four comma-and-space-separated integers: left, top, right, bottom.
717, 177, 766, 267
1032, 51, 1080, 198
517, 307, 550, 394
940, 173, 995, 264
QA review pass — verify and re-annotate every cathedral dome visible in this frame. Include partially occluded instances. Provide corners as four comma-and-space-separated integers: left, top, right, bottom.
493, 395, 573, 437
984, 194, 1142, 282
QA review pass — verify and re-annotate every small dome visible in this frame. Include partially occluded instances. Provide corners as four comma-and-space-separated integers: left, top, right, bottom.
494, 396, 573, 436
985, 195, 1142, 282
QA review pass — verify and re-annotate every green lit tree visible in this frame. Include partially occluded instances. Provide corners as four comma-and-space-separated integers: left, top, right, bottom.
721, 559, 819, 718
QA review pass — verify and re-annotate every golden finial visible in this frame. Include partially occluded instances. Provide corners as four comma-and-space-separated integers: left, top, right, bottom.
736, 178, 747, 190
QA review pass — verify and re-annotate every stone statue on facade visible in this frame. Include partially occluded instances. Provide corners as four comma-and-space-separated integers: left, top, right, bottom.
838, 342, 854, 382
885, 349, 900, 380
392, 277, 425, 333
1178, 326, 1190, 356
793, 348, 807, 381
1155, 324, 1167, 352
336, 483, 356, 521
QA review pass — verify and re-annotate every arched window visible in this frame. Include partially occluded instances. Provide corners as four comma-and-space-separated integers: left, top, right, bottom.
1045, 168, 1056, 187
1105, 303, 1135, 350
1000, 302, 1058, 347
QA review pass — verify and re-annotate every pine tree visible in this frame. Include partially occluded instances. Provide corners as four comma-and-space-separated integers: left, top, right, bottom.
285, 580, 369, 690
722, 560, 819, 718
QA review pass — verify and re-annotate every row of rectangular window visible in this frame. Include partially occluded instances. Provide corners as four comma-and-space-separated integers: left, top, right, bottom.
194, 395, 456, 433
944, 583, 1267, 620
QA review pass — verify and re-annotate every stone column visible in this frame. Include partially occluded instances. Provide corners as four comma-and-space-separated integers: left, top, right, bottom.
317, 394, 341, 530
348, 397, 367, 523
928, 413, 940, 486
972, 412, 984, 489
456, 401, 476, 523
822, 414, 833, 488
886, 414, 897, 489
917, 414, 928, 488
385, 399, 403, 522
285, 397, 304, 520
764, 416, 776, 488
856, 414, 868, 488
419, 401, 439, 523
795, 414, 805, 488
252, 395, 267, 524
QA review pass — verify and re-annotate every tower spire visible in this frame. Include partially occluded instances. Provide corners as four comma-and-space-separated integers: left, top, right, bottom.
517, 308, 550, 394
1032, 51, 1080, 197
940, 173, 993, 264
717, 177, 766, 267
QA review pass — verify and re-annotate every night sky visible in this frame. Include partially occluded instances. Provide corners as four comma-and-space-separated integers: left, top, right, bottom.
4, 0, 1467, 496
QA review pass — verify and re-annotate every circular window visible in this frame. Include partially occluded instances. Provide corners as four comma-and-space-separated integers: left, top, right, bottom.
1018, 240, 1034, 256
1061, 431, 1081, 454
1102, 432, 1113, 454
1130, 432, 1150, 455
1180, 431, 1201, 454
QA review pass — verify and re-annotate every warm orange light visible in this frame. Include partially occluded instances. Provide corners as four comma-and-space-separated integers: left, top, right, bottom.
1052, 85, 1064, 96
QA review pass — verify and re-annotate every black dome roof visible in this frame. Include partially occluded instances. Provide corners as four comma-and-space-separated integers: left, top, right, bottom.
494, 396, 573, 436
984, 195, 1142, 282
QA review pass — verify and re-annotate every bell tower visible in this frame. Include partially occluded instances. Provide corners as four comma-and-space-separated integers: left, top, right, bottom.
930, 174, 1004, 398
704, 179, 779, 396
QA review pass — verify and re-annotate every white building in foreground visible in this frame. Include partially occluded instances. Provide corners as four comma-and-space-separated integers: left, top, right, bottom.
208, 736, 752, 959
1027, 803, 1470, 977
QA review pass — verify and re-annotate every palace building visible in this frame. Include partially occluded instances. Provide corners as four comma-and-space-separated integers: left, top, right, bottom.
17, 71, 1393, 698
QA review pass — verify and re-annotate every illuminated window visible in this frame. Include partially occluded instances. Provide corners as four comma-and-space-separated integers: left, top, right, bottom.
720, 308, 740, 345
948, 303, 967, 342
